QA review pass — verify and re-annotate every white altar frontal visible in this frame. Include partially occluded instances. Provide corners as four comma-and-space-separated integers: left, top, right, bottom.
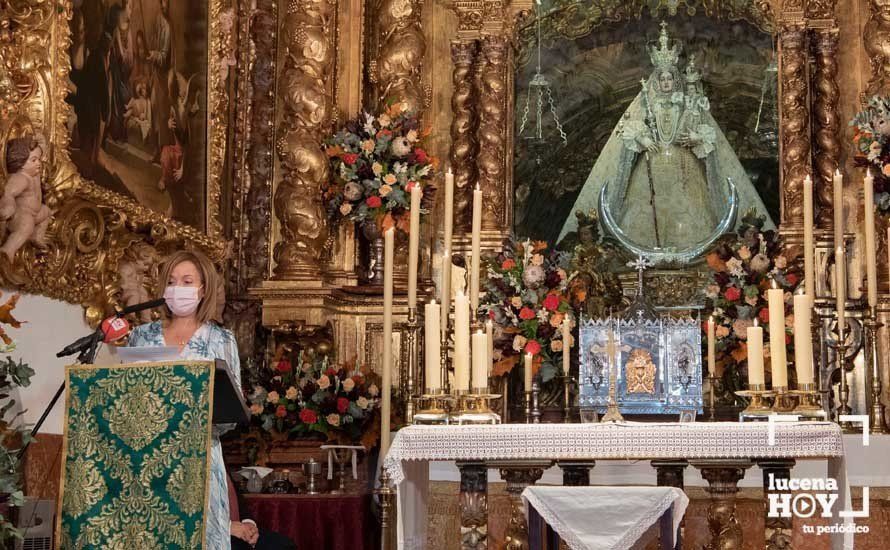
382, 422, 864, 550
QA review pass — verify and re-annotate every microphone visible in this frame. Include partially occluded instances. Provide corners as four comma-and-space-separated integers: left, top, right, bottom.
116, 297, 165, 317
101, 316, 130, 343
56, 331, 101, 358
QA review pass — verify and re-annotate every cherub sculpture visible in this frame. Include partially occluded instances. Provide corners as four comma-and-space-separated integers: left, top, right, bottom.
1, 136, 51, 259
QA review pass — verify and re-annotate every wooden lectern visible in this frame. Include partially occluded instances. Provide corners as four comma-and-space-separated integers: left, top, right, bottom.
56, 360, 247, 549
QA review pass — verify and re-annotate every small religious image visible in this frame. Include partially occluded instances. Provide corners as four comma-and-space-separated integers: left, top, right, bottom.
513, 11, 779, 259
66, 0, 208, 230
625, 348, 656, 394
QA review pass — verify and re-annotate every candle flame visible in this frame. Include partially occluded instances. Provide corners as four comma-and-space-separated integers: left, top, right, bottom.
754, 318, 760, 327
834, 168, 842, 177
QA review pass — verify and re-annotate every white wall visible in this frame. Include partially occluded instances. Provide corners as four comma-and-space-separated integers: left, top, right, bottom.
5, 293, 113, 435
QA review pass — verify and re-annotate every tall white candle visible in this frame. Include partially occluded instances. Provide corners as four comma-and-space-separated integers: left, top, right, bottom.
833, 169, 844, 248
524, 353, 533, 392
767, 284, 788, 388
407, 184, 422, 309
864, 170, 878, 308
440, 247, 451, 336
471, 330, 488, 391
793, 291, 814, 385
453, 291, 470, 391
803, 175, 815, 300
380, 228, 394, 458
470, 184, 483, 315
707, 315, 716, 377
485, 320, 494, 374
562, 317, 571, 375
747, 321, 765, 386
836, 244, 846, 342
424, 300, 441, 391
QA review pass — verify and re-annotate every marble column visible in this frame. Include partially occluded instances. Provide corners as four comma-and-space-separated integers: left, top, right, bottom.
692, 459, 752, 550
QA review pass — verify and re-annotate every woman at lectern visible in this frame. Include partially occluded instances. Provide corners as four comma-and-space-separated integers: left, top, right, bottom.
128, 250, 246, 549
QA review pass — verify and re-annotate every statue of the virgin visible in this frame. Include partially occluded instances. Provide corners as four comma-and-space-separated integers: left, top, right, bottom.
559, 22, 774, 259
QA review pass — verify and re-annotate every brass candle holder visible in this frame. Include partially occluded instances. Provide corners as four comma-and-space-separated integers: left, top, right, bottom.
562, 374, 575, 423
452, 386, 501, 425
524, 377, 542, 423
791, 382, 828, 419
830, 337, 853, 429
706, 373, 719, 422
413, 388, 454, 425
863, 306, 888, 434
404, 307, 421, 424
771, 385, 796, 413
736, 384, 775, 421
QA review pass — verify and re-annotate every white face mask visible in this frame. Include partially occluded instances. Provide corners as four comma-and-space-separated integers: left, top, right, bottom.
164, 285, 202, 317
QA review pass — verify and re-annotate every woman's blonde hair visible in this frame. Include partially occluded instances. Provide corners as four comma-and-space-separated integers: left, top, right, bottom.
157, 250, 220, 324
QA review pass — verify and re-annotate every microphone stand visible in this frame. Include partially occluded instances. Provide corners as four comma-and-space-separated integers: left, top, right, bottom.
16, 326, 104, 462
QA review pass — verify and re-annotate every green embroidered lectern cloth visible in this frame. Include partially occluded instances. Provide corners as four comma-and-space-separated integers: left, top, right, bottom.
57, 361, 215, 549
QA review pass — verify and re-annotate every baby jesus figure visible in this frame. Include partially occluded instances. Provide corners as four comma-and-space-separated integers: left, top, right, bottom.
1, 136, 51, 260
124, 81, 152, 141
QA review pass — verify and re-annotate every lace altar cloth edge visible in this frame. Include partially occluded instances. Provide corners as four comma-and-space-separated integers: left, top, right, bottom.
383, 421, 844, 485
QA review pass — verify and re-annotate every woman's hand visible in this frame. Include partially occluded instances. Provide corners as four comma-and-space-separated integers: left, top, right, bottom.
639, 136, 659, 153
678, 131, 700, 148
231, 521, 259, 545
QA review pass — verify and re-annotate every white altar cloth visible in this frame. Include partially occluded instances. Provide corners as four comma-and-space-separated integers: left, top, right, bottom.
522, 486, 688, 550
382, 421, 849, 550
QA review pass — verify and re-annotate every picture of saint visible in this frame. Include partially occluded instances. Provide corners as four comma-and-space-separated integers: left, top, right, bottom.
67, 0, 208, 231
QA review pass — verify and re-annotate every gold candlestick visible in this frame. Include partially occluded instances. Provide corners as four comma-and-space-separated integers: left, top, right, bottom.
736, 384, 775, 421
707, 373, 718, 421
563, 375, 575, 423
771, 384, 796, 413
404, 307, 420, 424
413, 388, 454, 425
452, 386, 501, 425
791, 382, 828, 419
830, 338, 853, 430
864, 306, 888, 433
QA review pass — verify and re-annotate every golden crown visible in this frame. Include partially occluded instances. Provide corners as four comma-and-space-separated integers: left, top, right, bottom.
648, 22, 681, 70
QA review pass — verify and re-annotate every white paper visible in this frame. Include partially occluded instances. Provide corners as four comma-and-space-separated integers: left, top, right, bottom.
116, 346, 181, 363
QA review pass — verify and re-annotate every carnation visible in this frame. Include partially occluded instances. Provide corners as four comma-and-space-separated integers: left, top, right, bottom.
502, 259, 516, 270
299, 409, 317, 424
366, 196, 382, 208
275, 405, 287, 418
543, 294, 560, 312
524, 340, 542, 355
519, 307, 536, 320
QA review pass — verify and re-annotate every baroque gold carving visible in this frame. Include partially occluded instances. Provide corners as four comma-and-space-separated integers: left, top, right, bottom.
811, 28, 841, 227
450, 40, 479, 232
0, 0, 234, 316
272, 0, 334, 280
778, 25, 810, 226
476, 35, 509, 231
374, 0, 426, 114
865, 0, 890, 95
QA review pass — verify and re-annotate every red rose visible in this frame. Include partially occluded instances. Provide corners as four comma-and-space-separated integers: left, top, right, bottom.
414, 148, 429, 163
366, 196, 382, 208
351, 375, 364, 386
785, 273, 799, 286
326, 368, 338, 377
342, 153, 359, 165
299, 409, 317, 424
724, 287, 741, 302
337, 397, 350, 414
501, 259, 516, 270
276, 360, 292, 373
758, 308, 770, 324
543, 294, 560, 312
524, 340, 542, 356
275, 405, 287, 418
519, 307, 536, 320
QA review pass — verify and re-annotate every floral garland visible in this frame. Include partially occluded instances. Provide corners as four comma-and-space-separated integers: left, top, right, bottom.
480, 238, 577, 383
851, 95, 890, 216
323, 103, 437, 232
703, 213, 802, 399
247, 351, 380, 446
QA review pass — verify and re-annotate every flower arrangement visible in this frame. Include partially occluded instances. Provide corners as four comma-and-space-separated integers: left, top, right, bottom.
323, 103, 437, 232
703, 212, 802, 399
851, 95, 890, 216
247, 351, 380, 447
480, 238, 577, 383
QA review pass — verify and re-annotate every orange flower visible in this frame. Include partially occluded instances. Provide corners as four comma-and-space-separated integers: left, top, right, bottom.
706, 252, 726, 273
730, 342, 748, 363
326, 145, 345, 158
531, 240, 549, 252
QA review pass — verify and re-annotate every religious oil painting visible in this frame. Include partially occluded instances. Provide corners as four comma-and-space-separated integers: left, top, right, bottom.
67, 0, 210, 230
514, 4, 779, 261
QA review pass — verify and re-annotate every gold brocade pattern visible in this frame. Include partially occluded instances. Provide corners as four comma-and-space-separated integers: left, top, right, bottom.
105, 387, 172, 451
59, 363, 213, 549
63, 457, 106, 518
625, 349, 657, 394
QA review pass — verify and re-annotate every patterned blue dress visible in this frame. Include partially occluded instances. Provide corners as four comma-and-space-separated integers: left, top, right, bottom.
129, 321, 241, 550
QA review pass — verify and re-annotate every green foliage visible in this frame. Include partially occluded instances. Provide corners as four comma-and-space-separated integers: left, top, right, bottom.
0, 354, 33, 542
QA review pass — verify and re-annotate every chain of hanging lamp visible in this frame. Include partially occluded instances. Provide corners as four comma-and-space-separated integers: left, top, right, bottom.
518, 0, 567, 159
